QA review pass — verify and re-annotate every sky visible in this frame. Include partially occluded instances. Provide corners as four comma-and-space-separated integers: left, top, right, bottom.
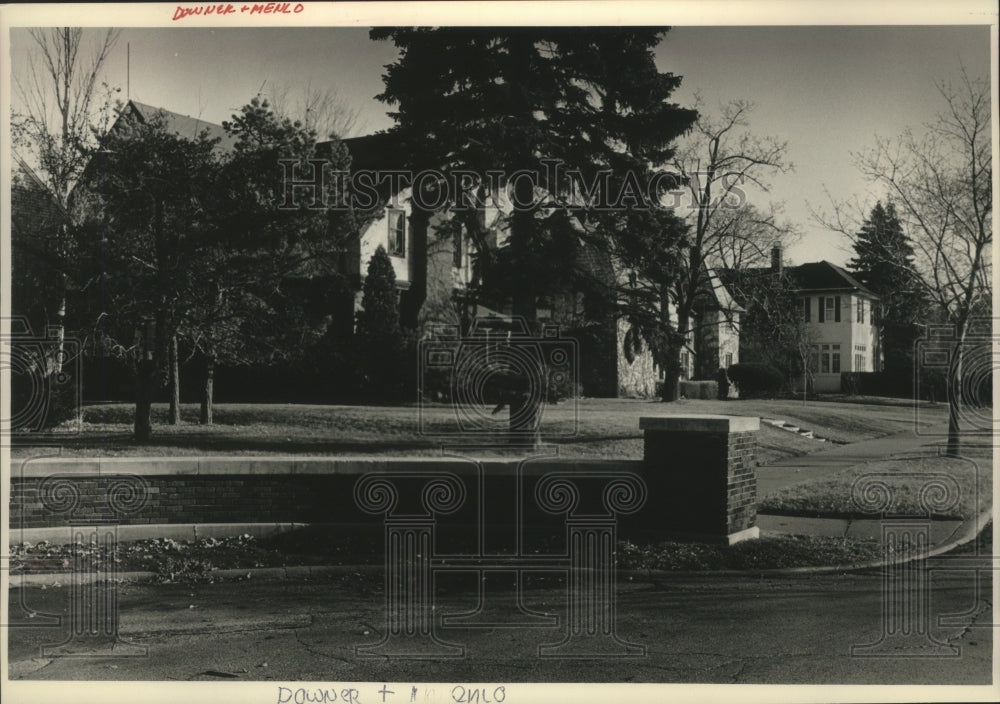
6, 16, 994, 267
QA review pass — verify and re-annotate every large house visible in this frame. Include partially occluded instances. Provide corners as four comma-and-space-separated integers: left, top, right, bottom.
332, 128, 740, 398
33, 100, 740, 399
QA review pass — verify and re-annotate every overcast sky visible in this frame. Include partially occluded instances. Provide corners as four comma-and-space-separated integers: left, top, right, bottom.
7, 18, 993, 267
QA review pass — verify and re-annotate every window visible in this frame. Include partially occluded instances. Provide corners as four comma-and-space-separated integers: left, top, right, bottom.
387, 209, 406, 256
724, 352, 733, 369
803, 297, 811, 322
825, 297, 835, 322
854, 344, 867, 372
819, 344, 841, 373
857, 298, 864, 323
680, 352, 689, 380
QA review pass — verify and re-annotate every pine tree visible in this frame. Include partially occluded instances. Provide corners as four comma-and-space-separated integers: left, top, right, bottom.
371, 28, 697, 424
355, 246, 408, 398
848, 201, 927, 375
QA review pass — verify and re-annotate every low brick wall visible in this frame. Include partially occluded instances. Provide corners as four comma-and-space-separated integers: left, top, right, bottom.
11, 415, 760, 545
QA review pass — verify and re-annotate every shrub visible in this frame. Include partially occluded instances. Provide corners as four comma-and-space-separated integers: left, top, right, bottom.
355, 246, 410, 400
726, 362, 784, 398
716, 367, 730, 399
840, 371, 861, 396
679, 379, 718, 400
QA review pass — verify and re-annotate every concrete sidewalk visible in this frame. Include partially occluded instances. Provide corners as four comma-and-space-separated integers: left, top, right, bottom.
756, 421, 989, 550
757, 421, 952, 496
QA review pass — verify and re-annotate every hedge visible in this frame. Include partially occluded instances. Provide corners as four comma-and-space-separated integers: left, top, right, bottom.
679, 379, 719, 400
726, 363, 784, 398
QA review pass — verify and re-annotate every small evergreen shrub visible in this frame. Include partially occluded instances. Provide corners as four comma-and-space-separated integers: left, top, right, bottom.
716, 367, 731, 399
726, 362, 784, 398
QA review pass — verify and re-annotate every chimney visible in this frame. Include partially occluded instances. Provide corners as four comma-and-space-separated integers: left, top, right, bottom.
770, 243, 783, 275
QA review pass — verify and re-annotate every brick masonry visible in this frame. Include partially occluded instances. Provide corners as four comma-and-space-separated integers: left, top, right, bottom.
641, 418, 758, 541
10, 476, 373, 529
10, 416, 759, 544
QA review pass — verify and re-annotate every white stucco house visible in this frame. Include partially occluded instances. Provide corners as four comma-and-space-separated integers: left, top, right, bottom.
790, 260, 881, 392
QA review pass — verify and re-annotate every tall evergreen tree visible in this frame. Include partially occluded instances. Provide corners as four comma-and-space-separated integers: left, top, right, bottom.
355, 246, 408, 399
371, 27, 697, 430
848, 201, 926, 376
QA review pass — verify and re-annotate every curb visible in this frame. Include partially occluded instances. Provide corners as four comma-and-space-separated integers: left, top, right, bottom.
9, 510, 990, 586
8, 564, 384, 587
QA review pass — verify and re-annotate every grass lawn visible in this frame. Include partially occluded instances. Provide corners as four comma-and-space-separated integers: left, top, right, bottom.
760, 445, 993, 520
13, 396, 949, 466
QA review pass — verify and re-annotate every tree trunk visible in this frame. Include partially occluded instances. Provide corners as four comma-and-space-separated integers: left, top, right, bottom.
200, 353, 215, 425
400, 206, 430, 331
134, 358, 154, 442
133, 314, 165, 443
945, 336, 963, 458
168, 335, 181, 424
51, 273, 67, 374
508, 168, 540, 446
659, 344, 682, 402
658, 282, 682, 402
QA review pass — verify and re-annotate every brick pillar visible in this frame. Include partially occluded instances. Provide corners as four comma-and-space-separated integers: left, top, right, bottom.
640, 415, 760, 544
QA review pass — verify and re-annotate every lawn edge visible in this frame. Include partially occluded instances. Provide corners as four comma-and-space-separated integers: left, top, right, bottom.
9, 507, 990, 586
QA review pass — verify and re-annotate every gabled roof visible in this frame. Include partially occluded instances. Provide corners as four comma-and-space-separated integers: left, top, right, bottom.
11, 154, 70, 239
786, 261, 876, 296
702, 267, 745, 313
719, 260, 877, 298
11, 153, 69, 221
126, 100, 238, 151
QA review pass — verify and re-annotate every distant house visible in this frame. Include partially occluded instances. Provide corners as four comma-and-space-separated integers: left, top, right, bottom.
789, 258, 880, 392
726, 246, 881, 394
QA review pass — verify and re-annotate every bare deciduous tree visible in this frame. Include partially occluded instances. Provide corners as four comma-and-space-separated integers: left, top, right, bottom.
660, 98, 794, 399
817, 68, 992, 456
708, 201, 800, 271
11, 28, 121, 367
264, 80, 362, 140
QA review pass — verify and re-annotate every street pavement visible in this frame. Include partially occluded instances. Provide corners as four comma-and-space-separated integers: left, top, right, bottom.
5, 568, 994, 684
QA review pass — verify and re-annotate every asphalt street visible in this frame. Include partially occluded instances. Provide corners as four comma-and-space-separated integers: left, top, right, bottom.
6, 566, 993, 684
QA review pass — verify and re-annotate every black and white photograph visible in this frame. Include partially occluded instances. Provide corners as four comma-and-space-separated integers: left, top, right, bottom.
2, 2, 997, 703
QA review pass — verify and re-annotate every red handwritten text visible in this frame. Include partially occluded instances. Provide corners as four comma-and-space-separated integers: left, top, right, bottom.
172, 2, 305, 20
173, 4, 237, 21
245, 3, 305, 14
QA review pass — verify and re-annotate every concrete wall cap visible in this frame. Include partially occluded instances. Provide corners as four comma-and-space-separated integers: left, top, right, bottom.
639, 415, 760, 433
